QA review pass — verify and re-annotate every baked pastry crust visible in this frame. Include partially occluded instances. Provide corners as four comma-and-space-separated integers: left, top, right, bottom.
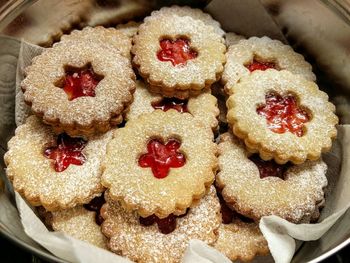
102, 110, 217, 218
50, 205, 107, 249
146, 5, 225, 37
4, 116, 112, 211
22, 40, 135, 137
214, 219, 269, 262
60, 26, 132, 59
222, 36, 316, 95
101, 186, 221, 263
226, 70, 338, 164
132, 15, 226, 99
216, 132, 328, 223
126, 80, 219, 132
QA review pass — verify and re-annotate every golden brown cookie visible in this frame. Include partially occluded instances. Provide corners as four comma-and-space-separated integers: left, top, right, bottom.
102, 110, 217, 218
226, 70, 338, 164
116, 21, 141, 38
60, 26, 132, 59
101, 186, 221, 263
132, 15, 226, 99
216, 132, 328, 223
146, 5, 225, 37
222, 36, 316, 95
49, 196, 107, 249
4, 116, 112, 211
21, 40, 135, 137
224, 32, 245, 47
126, 80, 219, 132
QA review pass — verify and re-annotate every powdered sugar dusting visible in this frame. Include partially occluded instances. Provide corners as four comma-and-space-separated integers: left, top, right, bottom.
101, 186, 221, 263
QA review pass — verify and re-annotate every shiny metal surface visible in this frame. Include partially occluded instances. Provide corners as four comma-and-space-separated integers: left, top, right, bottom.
0, 0, 349, 262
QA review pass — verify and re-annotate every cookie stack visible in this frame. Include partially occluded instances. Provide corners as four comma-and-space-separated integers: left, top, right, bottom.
3, 5, 338, 263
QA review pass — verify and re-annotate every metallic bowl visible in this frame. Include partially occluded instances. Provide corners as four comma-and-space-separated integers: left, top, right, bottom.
0, 0, 349, 262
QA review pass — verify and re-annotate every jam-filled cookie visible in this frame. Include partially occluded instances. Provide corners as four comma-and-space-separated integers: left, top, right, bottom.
126, 80, 219, 132
146, 5, 225, 37
101, 186, 221, 263
216, 132, 328, 223
132, 15, 226, 99
226, 70, 338, 164
60, 26, 132, 59
116, 21, 141, 38
102, 110, 217, 218
22, 40, 135, 137
214, 192, 269, 262
4, 116, 112, 211
46, 195, 107, 249
222, 36, 316, 95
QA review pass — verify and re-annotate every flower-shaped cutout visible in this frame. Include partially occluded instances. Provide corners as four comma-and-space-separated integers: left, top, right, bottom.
57, 63, 104, 101
44, 133, 87, 172
157, 38, 198, 66
138, 139, 186, 179
152, 98, 189, 113
257, 92, 310, 137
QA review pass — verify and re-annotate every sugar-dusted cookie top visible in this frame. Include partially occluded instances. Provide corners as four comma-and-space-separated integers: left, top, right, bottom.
4, 116, 112, 211
101, 186, 221, 263
102, 110, 217, 218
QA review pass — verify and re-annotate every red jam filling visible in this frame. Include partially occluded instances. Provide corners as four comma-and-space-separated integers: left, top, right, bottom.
44, 133, 86, 172
83, 195, 105, 225
62, 66, 102, 101
249, 154, 288, 179
138, 139, 186, 179
139, 210, 189, 234
257, 92, 310, 137
152, 98, 189, 113
216, 190, 254, 224
246, 59, 276, 72
157, 38, 198, 66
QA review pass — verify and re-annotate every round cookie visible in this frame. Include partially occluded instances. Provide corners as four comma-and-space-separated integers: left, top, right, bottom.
126, 80, 219, 132
132, 14, 226, 99
4, 116, 112, 211
101, 186, 221, 263
222, 36, 316, 95
226, 70, 338, 164
102, 110, 217, 218
22, 40, 135, 137
216, 132, 328, 223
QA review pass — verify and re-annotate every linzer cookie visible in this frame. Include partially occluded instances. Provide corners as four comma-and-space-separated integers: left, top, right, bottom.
214, 192, 269, 261
4, 116, 112, 211
222, 36, 316, 95
126, 80, 219, 132
49, 195, 107, 249
101, 186, 221, 263
146, 5, 225, 37
132, 15, 226, 99
224, 32, 245, 47
21, 40, 135, 137
60, 26, 132, 59
102, 110, 217, 218
216, 132, 328, 223
226, 70, 338, 164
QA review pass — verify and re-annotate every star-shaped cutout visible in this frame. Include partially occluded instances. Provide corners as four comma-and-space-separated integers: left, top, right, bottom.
152, 98, 188, 113
44, 133, 87, 172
